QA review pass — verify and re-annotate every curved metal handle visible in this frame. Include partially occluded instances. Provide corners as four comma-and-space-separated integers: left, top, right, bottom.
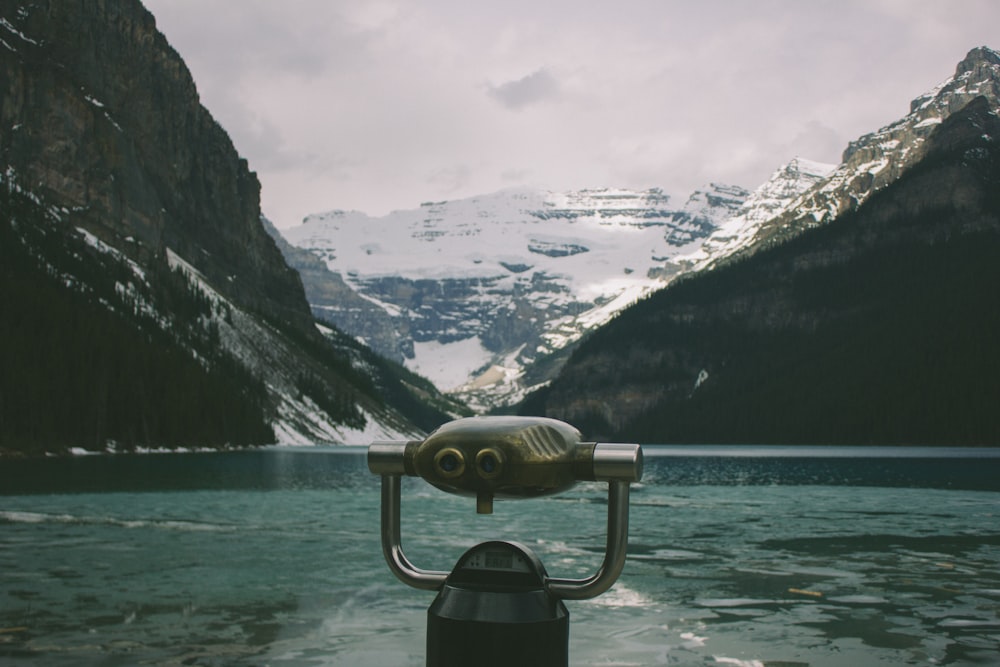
545, 479, 631, 600
379, 474, 449, 590
545, 443, 639, 599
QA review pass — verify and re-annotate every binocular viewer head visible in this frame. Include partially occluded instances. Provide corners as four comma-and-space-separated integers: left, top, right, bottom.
369, 416, 643, 601
370, 416, 643, 513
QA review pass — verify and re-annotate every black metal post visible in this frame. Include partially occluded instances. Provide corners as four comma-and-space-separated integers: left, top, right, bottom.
426, 541, 568, 667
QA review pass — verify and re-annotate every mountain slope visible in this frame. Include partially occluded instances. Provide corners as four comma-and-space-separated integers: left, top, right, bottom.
0, 0, 453, 452
1, 185, 276, 454
519, 96, 1000, 445
677, 158, 835, 269
730, 46, 1000, 260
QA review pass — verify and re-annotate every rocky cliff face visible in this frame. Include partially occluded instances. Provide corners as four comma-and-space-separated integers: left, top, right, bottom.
1, 0, 308, 329
262, 216, 403, 353
745, 46, 1000, 253
677, 157, 836, 270
1, 0, 451, 448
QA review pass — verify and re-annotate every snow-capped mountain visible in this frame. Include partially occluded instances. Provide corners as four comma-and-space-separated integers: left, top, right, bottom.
280, 161, 844, 409
281, 45, 1000, 413
283, 185, 753, 408
678, 158, 837, 270
677, 46, 1000, 275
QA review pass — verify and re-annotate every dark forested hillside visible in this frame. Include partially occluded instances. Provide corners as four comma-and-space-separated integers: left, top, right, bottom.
520, 97, 1000, 445
1, 188, 275, 454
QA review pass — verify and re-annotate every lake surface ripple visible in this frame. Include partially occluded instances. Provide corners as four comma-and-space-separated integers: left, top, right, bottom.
1, 446, 998, 665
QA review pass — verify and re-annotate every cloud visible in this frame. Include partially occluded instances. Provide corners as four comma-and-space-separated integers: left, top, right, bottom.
143, 0, 1000, 227
781, 120, 849, 166
487, 68, 559, 110
501, 167, 533, 183
426, 164, 473, 194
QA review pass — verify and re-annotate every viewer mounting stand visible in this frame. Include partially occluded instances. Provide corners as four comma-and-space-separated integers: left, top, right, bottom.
368, 415, 643, 667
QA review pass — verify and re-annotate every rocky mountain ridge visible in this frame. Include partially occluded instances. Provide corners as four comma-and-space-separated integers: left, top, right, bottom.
677, 157, 836, 270
730, 46, 1000, 258
1, 0, 306, 328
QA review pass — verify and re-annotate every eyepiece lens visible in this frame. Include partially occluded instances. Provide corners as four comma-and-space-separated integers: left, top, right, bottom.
439, 453, 460, 473
432, 448, 465, 478
475, 448, 503, 479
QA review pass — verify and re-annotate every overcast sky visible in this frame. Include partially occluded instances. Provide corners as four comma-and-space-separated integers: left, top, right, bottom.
142, 0, 1000, 229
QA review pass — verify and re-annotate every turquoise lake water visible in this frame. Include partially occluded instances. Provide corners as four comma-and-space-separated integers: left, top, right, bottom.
1, 446, 998, 665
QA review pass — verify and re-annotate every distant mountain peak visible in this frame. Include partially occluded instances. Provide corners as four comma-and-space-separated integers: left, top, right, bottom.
723, 45, 1000, 257
910, 45, 1000, 118
784, 157, 836, 177
676, 157, 836, 270
956, 45, 1000, 75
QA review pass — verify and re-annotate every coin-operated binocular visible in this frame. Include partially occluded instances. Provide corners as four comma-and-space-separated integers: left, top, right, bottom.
368, 416, 643, 667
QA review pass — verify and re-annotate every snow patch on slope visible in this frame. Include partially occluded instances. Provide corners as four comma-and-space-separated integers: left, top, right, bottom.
166, 248, 419, 444
410, 337, 493, 391
678, 158, 836, 270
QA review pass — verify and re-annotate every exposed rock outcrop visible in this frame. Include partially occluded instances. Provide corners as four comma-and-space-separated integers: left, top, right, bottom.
1, 0, 310, 330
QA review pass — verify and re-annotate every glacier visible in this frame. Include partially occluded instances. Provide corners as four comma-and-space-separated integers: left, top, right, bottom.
281, 184, 760, 409
279, 173, 834, 411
